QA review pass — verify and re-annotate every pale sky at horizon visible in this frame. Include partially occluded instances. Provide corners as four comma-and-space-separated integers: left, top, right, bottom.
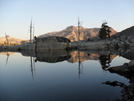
0, 0, 134, 40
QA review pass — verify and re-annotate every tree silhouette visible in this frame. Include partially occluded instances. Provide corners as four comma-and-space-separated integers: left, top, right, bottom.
99, 22, 111, 39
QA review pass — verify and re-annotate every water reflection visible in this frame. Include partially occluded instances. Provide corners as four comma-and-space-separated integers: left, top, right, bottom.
35, 50, 70, 63
0, 49, 133, 101
5, 52, 9, 65
2, 49, 133, 76
18, 48, 134, 64
0, 52, 15, 65
103, 64, 134, 101
102, 48, 134, 100
1, 49, 119, 80
1, 49, 129, 77
99, 54, 111, 70
24, 50, 118, 79
30, 56, 36, 80
103, 80, 134, 101
78, 50, 83, 79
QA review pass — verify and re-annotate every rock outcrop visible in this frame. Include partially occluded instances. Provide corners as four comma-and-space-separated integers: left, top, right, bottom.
111, 26, 134, 43
121, 48, 134, 60
108, 60, 134, 76
107, 60, 134, 101
36, 36, 70, 50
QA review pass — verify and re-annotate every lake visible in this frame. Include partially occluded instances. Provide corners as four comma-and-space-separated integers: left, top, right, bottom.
0, 49, 132, 101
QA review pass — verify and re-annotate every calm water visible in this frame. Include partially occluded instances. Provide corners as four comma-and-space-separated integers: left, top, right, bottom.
0, 50, 131, 101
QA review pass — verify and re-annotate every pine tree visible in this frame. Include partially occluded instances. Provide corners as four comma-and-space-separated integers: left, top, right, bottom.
99, 22, 111, 39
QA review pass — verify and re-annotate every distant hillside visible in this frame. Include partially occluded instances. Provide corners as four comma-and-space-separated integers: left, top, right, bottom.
0, 36, 28, 45
0, 52, 15, 55
111, 26, 134, 42
38, 26, 117, 42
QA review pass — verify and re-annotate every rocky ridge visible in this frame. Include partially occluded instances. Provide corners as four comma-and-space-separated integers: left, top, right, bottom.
38, 26, 117, 42
0, 36, 28, 45
111, 26, 134, 43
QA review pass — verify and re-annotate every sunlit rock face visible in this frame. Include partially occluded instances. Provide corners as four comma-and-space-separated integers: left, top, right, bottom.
36, 36, 70, 50
38, 26, 117, 42
12, 36, 70, 51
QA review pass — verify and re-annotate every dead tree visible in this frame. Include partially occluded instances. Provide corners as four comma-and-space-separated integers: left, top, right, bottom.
5, 33, 9, 45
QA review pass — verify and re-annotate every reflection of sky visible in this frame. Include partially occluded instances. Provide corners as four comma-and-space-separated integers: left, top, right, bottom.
110, 56, 130, 66
0, 53, 130, 101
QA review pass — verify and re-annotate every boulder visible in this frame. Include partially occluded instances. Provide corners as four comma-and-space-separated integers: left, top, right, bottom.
36, 36, 70, 50
108, 64, 130, 73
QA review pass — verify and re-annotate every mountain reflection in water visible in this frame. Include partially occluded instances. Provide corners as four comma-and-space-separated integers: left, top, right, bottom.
20, 50, 117, 64
0, 48, 134, 101
20, 50, 119, 74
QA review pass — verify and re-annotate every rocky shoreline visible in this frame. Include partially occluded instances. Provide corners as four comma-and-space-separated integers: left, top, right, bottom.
106, 60, 134, 101
0, 36, 134, 51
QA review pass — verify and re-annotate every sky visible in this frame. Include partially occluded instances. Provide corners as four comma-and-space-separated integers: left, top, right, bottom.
0, 0, 134, 40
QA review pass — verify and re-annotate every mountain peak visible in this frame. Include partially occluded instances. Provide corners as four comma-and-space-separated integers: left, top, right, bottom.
65, 26, 85, 32
65, 26, 77, 30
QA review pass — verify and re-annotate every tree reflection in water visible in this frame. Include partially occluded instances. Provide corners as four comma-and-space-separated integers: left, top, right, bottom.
99, 53, 111, 71
78, 50, 83, 79
30, 56, 36, 81
103, 73, 134, 101
5, 52, 9, 65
